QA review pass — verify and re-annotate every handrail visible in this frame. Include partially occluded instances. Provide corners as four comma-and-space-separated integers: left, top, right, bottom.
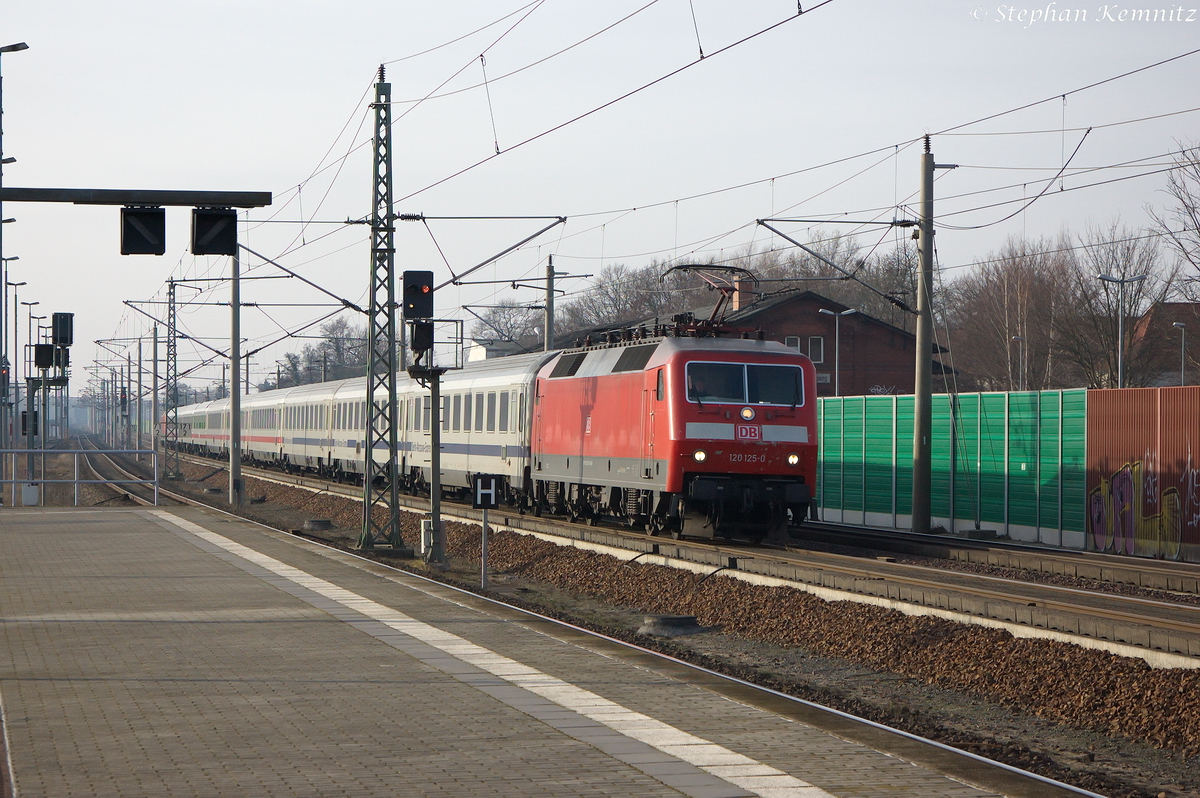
0, 449, 158, 507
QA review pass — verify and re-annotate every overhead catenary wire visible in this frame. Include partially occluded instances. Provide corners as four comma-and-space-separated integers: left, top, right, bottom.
935, 128, 1092, 231
100, 19, 1200, 384
240, 18, 1200, 314
388, 0, 666, 104
383, 1, 544, 65
395, 4, 834, 205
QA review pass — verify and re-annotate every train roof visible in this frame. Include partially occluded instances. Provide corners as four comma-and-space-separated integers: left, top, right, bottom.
538, 336, 805, 381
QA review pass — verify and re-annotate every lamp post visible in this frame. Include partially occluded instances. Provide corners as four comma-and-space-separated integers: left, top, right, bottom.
818, 308, 857, 397
9, 279, 23, 402
1, 40, 29, 458
23, 307, 42, 499
1174, 322, 1187, 386
1, 41, 30, 489
7, 278, 22, 500
1011, 335, 1026, 392
0, 257, 15, 486
1096, 273, 1147, 389
21, 301, 38, 378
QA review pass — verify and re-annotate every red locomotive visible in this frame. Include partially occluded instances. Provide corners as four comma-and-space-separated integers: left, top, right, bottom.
531, 326, 817, 542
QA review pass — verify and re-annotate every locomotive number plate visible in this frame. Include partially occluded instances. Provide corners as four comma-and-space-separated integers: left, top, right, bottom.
735, 424, 761, 441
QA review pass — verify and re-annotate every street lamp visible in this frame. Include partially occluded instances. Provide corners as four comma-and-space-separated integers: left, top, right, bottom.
1174, 322, 1187, 386
0, 41, 29, 490
20, 301, 38, 377
0, 257, 15, 481
1011, 335, 1026, 392
24, 308, 43, 498
818, 308, 857, 397
1096, 273, 1147, 389
8, 280, 24, 406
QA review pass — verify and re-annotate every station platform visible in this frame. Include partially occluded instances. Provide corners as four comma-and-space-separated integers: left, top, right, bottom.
0, 506, 1041, 797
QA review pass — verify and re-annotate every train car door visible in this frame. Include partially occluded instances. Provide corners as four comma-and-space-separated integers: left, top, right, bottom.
640, 388, 653, 480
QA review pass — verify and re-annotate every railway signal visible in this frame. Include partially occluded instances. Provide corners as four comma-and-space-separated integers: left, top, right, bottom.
52, 312, 73, 346
402, 270, 434, 319
120, 207, 166, 255
410, 320, 434, 353
191, 208, 238, 256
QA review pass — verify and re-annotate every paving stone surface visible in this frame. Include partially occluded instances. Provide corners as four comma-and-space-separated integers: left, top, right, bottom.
0, 507, 1003, 797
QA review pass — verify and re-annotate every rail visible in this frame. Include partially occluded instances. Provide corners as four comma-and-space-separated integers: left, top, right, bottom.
0, 448, 159, 507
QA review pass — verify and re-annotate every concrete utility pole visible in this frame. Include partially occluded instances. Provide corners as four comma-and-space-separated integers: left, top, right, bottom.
125, 355, 133, 449
136, 337, 143, 458
911, 136, 956, 535
544, 254, 555, 352
429, 373, 445, 563
152, 327, 159, 471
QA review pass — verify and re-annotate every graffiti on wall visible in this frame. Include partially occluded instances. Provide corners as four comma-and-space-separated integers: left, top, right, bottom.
1088, 456, 1182, 560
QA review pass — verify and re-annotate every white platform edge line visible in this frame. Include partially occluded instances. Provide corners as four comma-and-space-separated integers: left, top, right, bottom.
150, 510, 834, 798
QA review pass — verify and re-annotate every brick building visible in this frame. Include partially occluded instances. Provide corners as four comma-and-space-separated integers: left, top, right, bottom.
722, 289, 947, 398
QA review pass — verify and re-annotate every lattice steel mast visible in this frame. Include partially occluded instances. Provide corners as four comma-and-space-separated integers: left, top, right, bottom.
359, 66, 402, 550
163, 278, 181, 478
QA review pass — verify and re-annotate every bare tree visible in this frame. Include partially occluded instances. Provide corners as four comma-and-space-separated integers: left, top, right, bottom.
299, 316, 366, 382
1053, 222, 1179, 387
468, 299, 543, 348
943, 236, 1075, 391
1150, 142, 1200, 299
943, 224, 1181, 390
557, 260, 707, 337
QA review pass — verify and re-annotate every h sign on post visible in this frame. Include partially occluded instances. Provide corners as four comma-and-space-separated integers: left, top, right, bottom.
473, 474, 501, 509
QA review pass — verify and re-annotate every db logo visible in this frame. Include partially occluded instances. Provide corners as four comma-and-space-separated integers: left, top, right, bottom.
735, 424, 761, 441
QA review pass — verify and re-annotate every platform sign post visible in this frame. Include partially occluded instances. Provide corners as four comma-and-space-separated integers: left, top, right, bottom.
473, 474, 500, 590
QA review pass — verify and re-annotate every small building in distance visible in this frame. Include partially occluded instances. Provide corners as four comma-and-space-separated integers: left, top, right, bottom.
721, 288, 948, 398
1131, 301, 1200, 387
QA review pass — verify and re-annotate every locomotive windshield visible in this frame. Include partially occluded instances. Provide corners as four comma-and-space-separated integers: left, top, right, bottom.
686, 362, 804, 406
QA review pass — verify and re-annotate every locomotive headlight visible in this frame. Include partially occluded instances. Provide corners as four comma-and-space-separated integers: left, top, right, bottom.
693, 449, 708, 463
787, 453, 800, 466
740, 407, 755, 421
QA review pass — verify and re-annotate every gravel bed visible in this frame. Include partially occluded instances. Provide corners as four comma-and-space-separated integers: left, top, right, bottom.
155, 459, 1200, 798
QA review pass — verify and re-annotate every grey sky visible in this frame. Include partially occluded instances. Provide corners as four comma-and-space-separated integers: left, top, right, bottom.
3, 0, 1197, 388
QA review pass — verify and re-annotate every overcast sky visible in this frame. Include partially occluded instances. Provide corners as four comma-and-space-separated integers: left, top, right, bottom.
3, 0, 1198, 390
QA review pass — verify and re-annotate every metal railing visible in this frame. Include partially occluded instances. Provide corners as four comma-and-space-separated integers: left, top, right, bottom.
0, 448, 159, 507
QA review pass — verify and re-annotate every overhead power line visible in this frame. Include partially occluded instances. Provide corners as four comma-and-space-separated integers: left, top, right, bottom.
396, 3, 834, 204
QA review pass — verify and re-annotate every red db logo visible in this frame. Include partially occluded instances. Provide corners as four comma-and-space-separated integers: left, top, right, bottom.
735, 424, 760, 441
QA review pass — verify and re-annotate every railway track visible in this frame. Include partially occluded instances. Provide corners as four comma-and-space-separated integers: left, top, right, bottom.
799, 522, 1200, 598
87, 439, 1200, 668
68, 439, 1124, 798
